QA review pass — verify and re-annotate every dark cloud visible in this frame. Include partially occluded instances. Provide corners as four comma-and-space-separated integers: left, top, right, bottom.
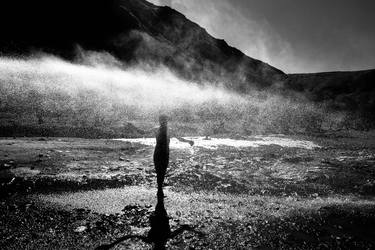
149, 0, 375, 73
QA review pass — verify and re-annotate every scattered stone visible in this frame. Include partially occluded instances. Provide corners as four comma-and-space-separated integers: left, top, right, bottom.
7, 177, 16, 185
74, 226, 87, 233
221, 183, 232, 188
3, 163, 11, 169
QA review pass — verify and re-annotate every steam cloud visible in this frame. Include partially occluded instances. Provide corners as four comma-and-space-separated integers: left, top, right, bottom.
0, 53, 250, 130
0, 55, 241, 108
0, 52, 345, 136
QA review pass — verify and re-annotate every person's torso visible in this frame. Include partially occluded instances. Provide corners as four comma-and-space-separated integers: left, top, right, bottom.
155, 126, 170, 156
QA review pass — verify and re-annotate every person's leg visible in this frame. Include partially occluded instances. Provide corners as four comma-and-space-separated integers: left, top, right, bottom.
157, 173, 163, 190
157, 167, 166, 188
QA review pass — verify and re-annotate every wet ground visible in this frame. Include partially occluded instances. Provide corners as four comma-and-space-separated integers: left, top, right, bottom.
1, 134, 375, 249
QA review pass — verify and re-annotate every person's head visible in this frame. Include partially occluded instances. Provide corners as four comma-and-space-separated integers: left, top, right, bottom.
159, 115, 168, 126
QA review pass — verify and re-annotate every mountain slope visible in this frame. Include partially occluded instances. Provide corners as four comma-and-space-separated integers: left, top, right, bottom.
0, 0, 285, 91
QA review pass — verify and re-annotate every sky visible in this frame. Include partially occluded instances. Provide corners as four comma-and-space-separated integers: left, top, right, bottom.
148, 0, 375, 73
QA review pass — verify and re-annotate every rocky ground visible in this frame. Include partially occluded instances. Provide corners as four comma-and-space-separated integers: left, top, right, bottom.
1, 134, 375, 249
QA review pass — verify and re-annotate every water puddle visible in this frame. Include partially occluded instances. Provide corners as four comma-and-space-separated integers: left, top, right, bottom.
33, 187, 375, 223
35, 187, 275, 222
33, 187, 275, 221
115, 136, 320, 150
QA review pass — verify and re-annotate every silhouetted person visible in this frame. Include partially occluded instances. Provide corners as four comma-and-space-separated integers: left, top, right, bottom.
95, 116, 201, 250
154, 115, 169, 194
153, 115, 193, 194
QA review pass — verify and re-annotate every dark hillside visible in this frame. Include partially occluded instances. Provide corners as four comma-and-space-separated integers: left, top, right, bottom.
0, 0, 285, 91
287, 70, 375, 127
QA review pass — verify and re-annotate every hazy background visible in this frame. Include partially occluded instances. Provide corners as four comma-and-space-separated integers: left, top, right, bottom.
149, 0, 375, 73
1, 0, 373, 138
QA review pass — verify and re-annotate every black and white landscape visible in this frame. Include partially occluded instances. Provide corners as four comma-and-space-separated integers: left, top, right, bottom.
0, 0, 374, 249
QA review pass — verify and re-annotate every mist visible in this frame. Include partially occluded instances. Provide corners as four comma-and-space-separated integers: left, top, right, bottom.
0, 54, 254, 135
0, 55, 240, 108
1, 53, 350, 138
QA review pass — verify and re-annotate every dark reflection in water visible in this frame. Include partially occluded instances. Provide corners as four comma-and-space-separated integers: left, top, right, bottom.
96, 188, 203, 250
147, 189, 171, 249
